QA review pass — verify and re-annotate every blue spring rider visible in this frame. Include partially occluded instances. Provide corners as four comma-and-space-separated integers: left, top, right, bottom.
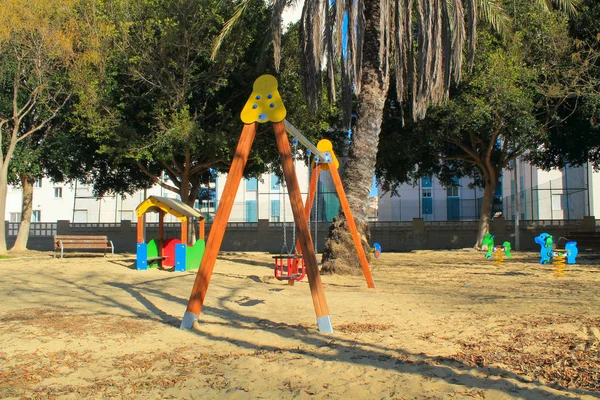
534, 232, 578, 264
369, 242, 382, 260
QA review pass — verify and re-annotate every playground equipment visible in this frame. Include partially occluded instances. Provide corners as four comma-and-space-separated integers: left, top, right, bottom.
534, 232, 578, 269
180, 75, 375, 334
370, 242, 382, 260
273, 140, 307, 283
482, 233, 511, 266
135, 196, 205, 272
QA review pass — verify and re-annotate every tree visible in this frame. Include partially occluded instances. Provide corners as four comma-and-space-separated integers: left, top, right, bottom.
522, 0, 600, 169
300, 0, 581, 273
81, 0, 282, 217
377, 29, 540, 247
376, 0, 596, 247
7, 132, 45, 251
0, 0, 102, 254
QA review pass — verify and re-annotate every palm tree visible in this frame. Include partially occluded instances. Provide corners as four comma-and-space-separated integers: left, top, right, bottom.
214, 0, 580, 273
299, 0, 579, 273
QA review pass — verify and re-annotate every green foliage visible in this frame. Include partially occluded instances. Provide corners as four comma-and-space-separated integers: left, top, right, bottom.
74, 0, 282, 199
522, 0, 600, 169
378, 29, 540, 194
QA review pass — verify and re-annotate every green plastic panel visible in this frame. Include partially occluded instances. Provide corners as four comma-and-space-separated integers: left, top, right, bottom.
147, 239, 160, 268
186, 240, 205, 271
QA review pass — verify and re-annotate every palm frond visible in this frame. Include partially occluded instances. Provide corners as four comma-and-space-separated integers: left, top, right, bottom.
299, 0, 326, 110
211, 0, 250, 61
449, 0, 465, 82
271, 0, 286, 71
466, 0, 477, 67
535, 0, 582, 16
478, 0, 511, 37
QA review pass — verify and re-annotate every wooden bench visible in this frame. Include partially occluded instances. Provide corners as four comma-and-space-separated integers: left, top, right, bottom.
562, 232, 600, 250
54, 235, 114, 259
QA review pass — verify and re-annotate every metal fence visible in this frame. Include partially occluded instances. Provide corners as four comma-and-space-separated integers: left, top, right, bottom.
503, 176, 589, 221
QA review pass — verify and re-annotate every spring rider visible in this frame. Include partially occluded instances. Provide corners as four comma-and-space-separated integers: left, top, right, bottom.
482, 233, 512, 263
534, 232, 578, 265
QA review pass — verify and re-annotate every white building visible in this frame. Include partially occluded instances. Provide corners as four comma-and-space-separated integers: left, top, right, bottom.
5, 160, 315, 224
378, 176, 487, 221
502, 160, 593, 221
7, 159, 599, 224
377, 161, 598, 222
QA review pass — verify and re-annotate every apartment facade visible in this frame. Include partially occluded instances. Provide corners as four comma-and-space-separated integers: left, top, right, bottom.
502, 160, 593, 220
377, 176, 488, 221
6, 160, 599, 224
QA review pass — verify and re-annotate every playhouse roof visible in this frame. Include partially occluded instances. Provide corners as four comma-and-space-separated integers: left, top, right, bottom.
135, 196, 204, 221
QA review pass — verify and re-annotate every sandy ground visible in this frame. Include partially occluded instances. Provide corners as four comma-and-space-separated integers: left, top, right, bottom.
0, 249, 599, 399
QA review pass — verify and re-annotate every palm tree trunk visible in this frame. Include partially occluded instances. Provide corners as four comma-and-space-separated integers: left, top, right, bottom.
321, 0, 388, 274
10, 175, 33, 252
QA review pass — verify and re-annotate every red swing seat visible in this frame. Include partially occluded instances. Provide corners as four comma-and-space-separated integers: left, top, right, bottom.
273, 255, 306, 281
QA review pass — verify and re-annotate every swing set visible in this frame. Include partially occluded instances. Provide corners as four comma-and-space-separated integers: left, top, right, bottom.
180, 75, 375, 333
272, 138, 321, 284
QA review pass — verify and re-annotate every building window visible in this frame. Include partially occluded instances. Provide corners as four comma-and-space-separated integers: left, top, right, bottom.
10, 212, 21, 223
447, 177, 460, 197
32, 210, 41, 222
246, 178, 258, 191
422, 187, 433, 215
271, 174, 280, 191
54, 187, 63, 198
421, 176, 432, 188
245, 200, 257, 222
33, 179, 42, 188
271, 200, 280, 222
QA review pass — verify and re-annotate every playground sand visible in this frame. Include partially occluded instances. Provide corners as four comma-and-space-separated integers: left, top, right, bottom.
0, 250, 599, 399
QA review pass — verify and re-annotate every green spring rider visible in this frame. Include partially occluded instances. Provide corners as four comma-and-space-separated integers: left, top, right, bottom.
482, 233, 512, 259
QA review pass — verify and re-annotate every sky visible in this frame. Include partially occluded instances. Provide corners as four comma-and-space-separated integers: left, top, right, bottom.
282, 2, 303, 26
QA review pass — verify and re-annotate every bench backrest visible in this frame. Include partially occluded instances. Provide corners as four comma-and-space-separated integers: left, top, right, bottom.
54, 235, 109, 245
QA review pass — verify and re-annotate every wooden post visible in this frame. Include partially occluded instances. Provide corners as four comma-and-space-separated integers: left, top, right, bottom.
181, 123, 258, 329
273, 121, 333, 333
199, 218, 205, 241
181, 217, 188, 245
328, 163, 375, 289
136, 215, 144, 243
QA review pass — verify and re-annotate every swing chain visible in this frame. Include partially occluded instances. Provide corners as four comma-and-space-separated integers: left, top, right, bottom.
313, 168, 318, 256
290, 140, 298, 255
281, 181, 289, 255
280, 138, 299, 256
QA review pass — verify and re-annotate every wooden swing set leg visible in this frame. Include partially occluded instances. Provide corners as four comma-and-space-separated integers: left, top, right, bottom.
288, 164, 320, 287
273, 121, 333, 333
181, 122, 258, 329
328, 162, 376, 289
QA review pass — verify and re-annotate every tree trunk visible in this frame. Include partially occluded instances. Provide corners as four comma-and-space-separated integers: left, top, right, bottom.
10, 175, 34, 252
475, 179, 497, 249
0, 173, 9, 254
321, 0, 388, 275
